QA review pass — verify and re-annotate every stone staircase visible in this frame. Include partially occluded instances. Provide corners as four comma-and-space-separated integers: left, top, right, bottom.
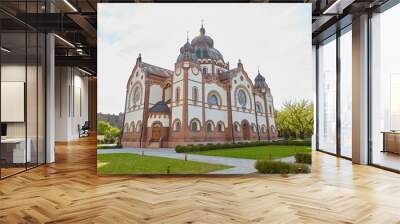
147, 141, 160, 148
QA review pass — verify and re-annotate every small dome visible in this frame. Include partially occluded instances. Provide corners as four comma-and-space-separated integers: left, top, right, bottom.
180, 40, 194, 54
177, 39, 195, 63
255, 73, 265, 82
254, 71, 269, 90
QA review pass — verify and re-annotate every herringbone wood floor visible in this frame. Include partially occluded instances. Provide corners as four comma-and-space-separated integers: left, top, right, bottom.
1, 136, 400, 224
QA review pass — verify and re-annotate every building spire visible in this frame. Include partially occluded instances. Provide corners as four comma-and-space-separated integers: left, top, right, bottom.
186, 31, 189, 42
200, 19, 205, 35
257, 65, 260, 74
238, 59, 243, 69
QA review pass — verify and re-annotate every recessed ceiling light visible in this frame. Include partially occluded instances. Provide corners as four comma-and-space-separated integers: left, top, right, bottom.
1, 47, 11, 53
78, 67, 92, 76
323, 0, 354, 15
54, 34, 75, 48
63, 0, 78, 12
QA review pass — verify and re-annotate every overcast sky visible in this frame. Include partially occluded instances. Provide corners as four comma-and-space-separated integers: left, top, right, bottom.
98, 3, 313, 114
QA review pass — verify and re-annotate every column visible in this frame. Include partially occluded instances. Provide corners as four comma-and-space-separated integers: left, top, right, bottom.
352, 14, 369, 164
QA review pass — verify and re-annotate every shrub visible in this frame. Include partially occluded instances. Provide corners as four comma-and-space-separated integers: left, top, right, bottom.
175, 145, 184, 153
255, 160, 310, 174
174, 139, 311, 153
295, 153, 312, 164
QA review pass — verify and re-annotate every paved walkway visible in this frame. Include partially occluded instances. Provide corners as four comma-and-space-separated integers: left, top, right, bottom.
98, 148, 295, 174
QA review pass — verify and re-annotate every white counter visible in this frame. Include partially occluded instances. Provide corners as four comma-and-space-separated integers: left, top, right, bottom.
1, 138, 32, 163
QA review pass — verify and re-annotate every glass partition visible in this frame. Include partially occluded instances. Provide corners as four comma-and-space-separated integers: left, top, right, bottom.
1, 31, 28, 177
0, 2, 46, 179
371, 3, 400, 171
317, 36, 337, 154
339, 28, 352, 158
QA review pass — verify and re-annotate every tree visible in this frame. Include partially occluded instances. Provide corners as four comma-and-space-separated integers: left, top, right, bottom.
97, 121, 111, 136
97, 121, 121, 144
275, 99, 314, 139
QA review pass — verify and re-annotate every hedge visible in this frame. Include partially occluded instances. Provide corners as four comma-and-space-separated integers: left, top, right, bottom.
97, 144, 122, 149
175, 139, 311, 153
295, 153, 312, 164
255, 160, 310, 174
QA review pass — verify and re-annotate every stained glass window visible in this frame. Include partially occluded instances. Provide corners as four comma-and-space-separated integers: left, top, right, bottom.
238, 90, 246, 106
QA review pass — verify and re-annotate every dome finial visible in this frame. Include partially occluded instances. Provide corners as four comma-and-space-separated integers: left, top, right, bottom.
258, 65, 260, 74
200, 19, 205, 35
186, 31, 189, 42
238, 59, 243, 69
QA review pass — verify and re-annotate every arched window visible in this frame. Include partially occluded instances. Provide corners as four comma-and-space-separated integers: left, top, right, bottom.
234, 123, 240, 132
237, 89, 247, 107
192, 87, 198, 103
207, 123, 213, 132
208, 95, 218, 106
173, 120, 181, 132
130, 121, 135, 133
175, 87, 180, 102
217, 122, 225, 132
261, 125, 266, 133
192, 122, 198, 131
271, 125, 275, 133
207, 91, 221, 106
256, 103, 263, 113
190, 119, 201, 132
202, 67, 207, 75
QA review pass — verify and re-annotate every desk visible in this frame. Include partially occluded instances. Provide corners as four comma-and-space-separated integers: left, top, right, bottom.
382, 132, 400, 155
1, 138, 31, 163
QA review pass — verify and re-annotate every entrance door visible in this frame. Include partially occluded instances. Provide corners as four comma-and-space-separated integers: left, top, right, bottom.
242, 121, 250, 140
152, 124, 161, 141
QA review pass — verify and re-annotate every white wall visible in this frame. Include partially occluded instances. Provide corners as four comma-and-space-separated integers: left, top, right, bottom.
188, 105, 203, 125
124, 66, 146, 131
171, 74, 184, 124
171, 106, 183, 125
125, 110, 143, 127
149, 84, 163, 105
205, 108, 228, 126
54, 67, 89, 141
147, 115, 169, 127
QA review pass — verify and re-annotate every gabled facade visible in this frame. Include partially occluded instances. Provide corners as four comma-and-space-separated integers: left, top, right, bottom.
122, 25, 277, 148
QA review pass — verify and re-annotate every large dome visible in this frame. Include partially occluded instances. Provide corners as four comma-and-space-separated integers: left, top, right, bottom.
191, 25, 214, 48
176, 25, 224, 63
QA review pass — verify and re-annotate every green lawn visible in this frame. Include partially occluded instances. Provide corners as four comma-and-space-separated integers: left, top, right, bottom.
97, 153, 232, 174
189, 145, 311, 160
